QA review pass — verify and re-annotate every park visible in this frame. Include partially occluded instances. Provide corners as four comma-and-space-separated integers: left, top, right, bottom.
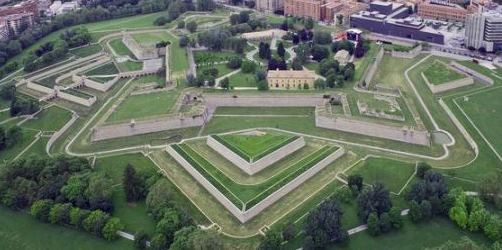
0, 3, 501, 250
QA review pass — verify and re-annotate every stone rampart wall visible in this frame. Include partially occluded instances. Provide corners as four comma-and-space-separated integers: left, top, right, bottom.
55, 57, 110, 84
26, 81, 54, 95
362, 47, 384, 87
56, 89, 96, 107
206, 136, 306, 175
450, 61, 494, 85
390, 44, 422, 59
421, 72, 474, 94
316, 114, 430, 146
166, 144, 345, 223
72, 74, 119, 92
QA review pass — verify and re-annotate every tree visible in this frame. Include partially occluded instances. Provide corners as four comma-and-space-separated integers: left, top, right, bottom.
277, 42, 286, 58
102, 217, 124, 240
30, 199, 54, 222
258, 42, 271, 60
229, 14, 240, 25
257, 80, 269, 91
186, 21, 198, 33
70, 207, 90, 229
179, 36, 189, 47
83, 210, 110, 236
348, 174, 363, 192
227, 57, 242, 69
305, 17, 314, 30
134, 231, 149, 249
150, 233, 169, 250
170, 226, 197, 250
367, 212, 380, 236
49, 203, 72, 225
190, 229, 222, 250
304, 198, 347, 248
420, 200, 433, 220
239, 11, 250, 23
313, 31, 332, 45
123, 164, 144, 202
314, 79, 326, 89
146, 179, 172, 219
357, 183, 392, 221
388, 207, 403, 229
311, 45, 329, 62
282, 223, 296, 242
409, 200, 423, 223
86, 173, 113, 212
259, 230, 282, 250
291, 58, 303, 70
336, 14, 343, 25
379, 212, 392, 233
220, 77, 230, 90
484, 215, 502, 241
241, 60, 257, 73
416, 162, 431, 179
468, 208, 489, 232
196, 0, 215, 11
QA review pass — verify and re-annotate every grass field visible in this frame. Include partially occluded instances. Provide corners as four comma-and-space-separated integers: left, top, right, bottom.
0, 128, 38, 162
85, 62, 119, 76
228, 71, 257, 87
22, 106, 72, 131
194, 51, 240, 64
132, 32, 171, 45
70, 44, 103, 57
345, 157, 416, 194
214, 133, 297, 162
423, 60, 465, 85
456, 87, 502, 156
109, 38, 135, 58
83, 11, 169, 32
214, 107, 314, 116
172, 143, 338, 209
0, 207, 134, 250
107, 90, 179, 122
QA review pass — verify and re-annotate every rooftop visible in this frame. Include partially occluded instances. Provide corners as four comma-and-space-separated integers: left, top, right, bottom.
267, 69, 316, 79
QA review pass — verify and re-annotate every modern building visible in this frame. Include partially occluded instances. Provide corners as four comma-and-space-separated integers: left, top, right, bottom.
416, 0, 472, 22
256, 0, 283, 13
267, 69, 316, 89
284, 0, 366, 23
465, 9, 502, 52
0, 12, 35, 37
0, 0, 39, 18
350, 1, 445, 44
0, 24, 8, 41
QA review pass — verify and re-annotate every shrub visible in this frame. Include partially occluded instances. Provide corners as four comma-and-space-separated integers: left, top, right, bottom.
49, 203, 72, 225
134, 231, 149, 249
83, 210, 110, 236
241, 60, 257, 73
102, 217, 124, 240
30, 199, 54, 223
177, 20, 185, 29
227, 57, 242, 69
416, 162, 431, 179
367, 212, 380, 236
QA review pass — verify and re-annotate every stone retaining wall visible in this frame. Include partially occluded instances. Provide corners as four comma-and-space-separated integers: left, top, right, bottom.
91, 111, 207, 141
56, 88, 96, 107
46, 112, 79, 154
360, 47, 384, 88
72, 74, 119, 92
122, 34, 158, 60
166, 144, 345, 223
450, 61, 494, 85
439, 99, 478, 154
206, 136, 306, 175
55, 56, 110, 84
316, 114, 430, 146
390, 44, 422, 59
26, 81, 54, 95
421, 72, 474, 94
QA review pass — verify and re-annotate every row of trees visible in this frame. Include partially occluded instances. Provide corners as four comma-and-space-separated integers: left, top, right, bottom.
0, 126, 21, 151
30, 200, 123, 240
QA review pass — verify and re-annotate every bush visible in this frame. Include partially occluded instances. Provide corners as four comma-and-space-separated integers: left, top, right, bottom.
227, 57, 242, 69
102, 217, 124, 240
179, 36, 189, 47
177, 20, 185, 29
367, 212, 380, 236
257, 80, 269, 91
134, 231, 149, 249
30, 199, 54, 223
49, 203, 72, 225
241, 60, 257, 73
416, 162, 431, 179
186, 21, 198, 33
83, 210, 110, 236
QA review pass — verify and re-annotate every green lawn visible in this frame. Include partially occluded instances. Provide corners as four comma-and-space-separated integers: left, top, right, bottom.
70, 44, 103, 57
194, 51, 240, 64
228, 71, 257, 87
109, 38, 135, 58
85, 62, 119, 76
345, 157, 416, 194
423, 60, 465, 85
22, 106, 72, 131
107, 90, 179, 122
196, 64, 234, 78
117, 61, 143, 72
214, 107, 314, 116
19, 137, 49, 158
94, 154, 158, 235
215, 133, 297, 162
172, 143, 338, 209
0, 207, 133, 250
132, 32, 172, 45
457, 87, 502, 156
83, 11, 169, 32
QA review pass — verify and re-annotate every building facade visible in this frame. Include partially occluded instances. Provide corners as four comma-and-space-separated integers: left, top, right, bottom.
0, 12, 35, 38
284, 0, 366, 23
256, 0, 284, 13
465, 10, 502, 52
0, 0, 39, 17
350, 1, 445, 44
267, 69, 316, 89
417, 0, 471, 22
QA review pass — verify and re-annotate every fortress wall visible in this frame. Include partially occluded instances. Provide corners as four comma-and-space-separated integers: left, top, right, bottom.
450, 61, 494, 86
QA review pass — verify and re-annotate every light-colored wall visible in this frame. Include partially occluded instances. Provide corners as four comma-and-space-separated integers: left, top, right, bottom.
206, 136, 306, 175
166, 144, 345, 223
450, 61, 494, 86
56, 89, 96, 107
421, 72, 474, 94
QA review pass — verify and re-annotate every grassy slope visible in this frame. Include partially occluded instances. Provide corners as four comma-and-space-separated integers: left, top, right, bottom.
0, 207, 133, 250
70, 44, 103, 58
228, 71, 257, 87
346, 157, 416, 194
107, 90, 179, 122
22, 106, 72, 131
423, 60, 464, 85
218, 133, 293, 160
109, 38, 135, 58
